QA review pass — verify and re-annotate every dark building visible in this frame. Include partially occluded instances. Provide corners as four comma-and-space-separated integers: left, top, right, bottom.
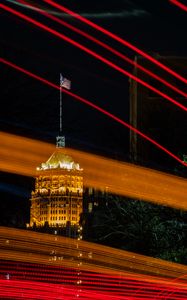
129, 54, 187, 173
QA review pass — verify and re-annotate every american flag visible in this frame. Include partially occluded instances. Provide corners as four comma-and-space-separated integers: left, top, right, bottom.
60, 73, 71, 90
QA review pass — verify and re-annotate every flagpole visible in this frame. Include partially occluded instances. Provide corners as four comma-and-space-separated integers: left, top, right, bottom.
60, 73, 62, 135
56, 74, 70, 148
56, 73, 65, 148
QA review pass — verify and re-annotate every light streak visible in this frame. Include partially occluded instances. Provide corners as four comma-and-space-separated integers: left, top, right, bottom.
43, 0, 187, 85
0, 227, 187, 299
12, 0, 187, 98
154, 274, 187, 299
1, 279, 186, 300
1, 226, 187, 280
1, 131, 187, 210
1, 4, 187, 113
169, 0, 187, 12
1, 57, 187, 169
7, 0, 149, 19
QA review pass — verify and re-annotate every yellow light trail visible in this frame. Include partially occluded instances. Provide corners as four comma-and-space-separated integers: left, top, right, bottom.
0, 226, 187, 287
1, 131, 187, 211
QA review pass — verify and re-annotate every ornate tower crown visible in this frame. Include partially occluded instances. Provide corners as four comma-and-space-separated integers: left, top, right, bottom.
56, 136, 65, 148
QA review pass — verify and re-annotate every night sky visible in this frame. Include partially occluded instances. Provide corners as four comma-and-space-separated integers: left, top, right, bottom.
1, 0, 187, 223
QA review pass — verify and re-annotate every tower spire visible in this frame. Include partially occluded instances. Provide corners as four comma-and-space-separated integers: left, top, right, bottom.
56, 73, 71, 148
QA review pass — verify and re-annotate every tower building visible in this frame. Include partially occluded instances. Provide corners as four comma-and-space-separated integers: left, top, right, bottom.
29, 138, 83, 231
29, 75, 83, 237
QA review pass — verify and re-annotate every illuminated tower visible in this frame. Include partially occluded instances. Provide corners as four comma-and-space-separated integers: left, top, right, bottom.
29, 75, 83, 237
30, 141, 83, 231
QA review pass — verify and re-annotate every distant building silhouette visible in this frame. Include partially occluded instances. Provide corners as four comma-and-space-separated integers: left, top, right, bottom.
129, 54, 187, 172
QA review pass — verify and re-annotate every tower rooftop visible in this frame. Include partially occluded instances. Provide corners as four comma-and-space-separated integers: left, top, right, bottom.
37, 149, 82, 171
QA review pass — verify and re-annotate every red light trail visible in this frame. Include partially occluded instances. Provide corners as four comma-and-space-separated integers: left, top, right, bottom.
0, 226, 187, 300
1, 3, 187, 113
14, 0, 187, 98
43, 0, 187, 85
1, 56, 187, 168
169, 0, 187, 12
1, 278, 186, 300
1, 278, 187, 300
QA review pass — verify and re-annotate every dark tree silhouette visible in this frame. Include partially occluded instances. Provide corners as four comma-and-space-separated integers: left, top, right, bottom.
83, 194, 187, 265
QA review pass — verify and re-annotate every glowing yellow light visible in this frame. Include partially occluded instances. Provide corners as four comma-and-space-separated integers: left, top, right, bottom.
1, 131, 187, 211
